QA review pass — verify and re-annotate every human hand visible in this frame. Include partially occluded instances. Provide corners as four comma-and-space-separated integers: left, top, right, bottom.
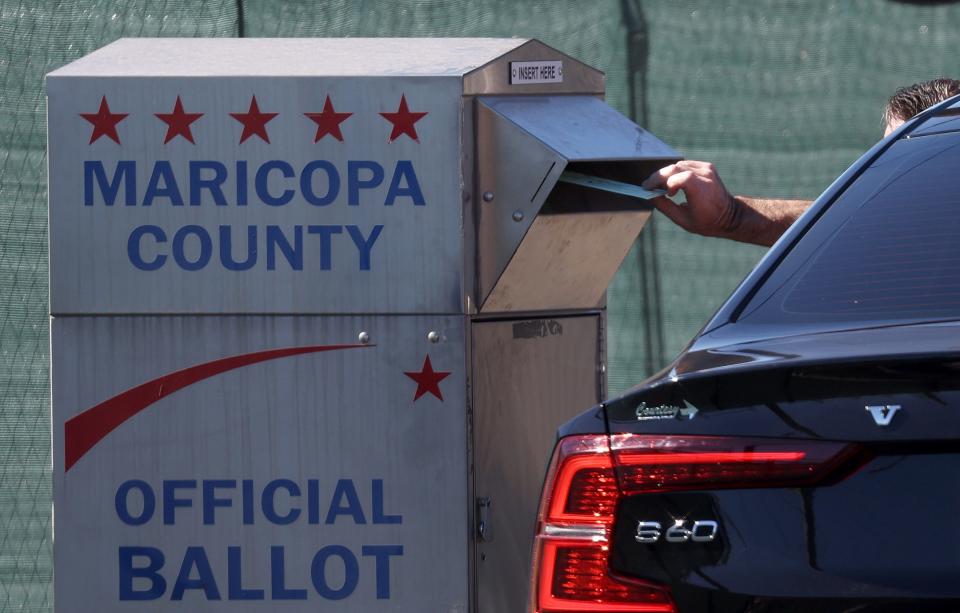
641, 160, 741, 238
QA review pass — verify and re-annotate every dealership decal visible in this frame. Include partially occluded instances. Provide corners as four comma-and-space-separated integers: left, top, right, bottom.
634, 400, 699, 421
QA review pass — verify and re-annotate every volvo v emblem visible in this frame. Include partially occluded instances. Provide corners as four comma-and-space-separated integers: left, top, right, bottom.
865, 404, 900, 426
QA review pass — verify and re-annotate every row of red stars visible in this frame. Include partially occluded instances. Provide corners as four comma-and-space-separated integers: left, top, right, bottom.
80, 94, 428, 146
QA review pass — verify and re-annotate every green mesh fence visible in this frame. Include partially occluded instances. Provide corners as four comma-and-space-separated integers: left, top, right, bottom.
2, 0, 960, 608
0, 3, 239, 609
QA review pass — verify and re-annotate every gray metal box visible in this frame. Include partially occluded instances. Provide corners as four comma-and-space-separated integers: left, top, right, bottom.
47, 38, 679, 612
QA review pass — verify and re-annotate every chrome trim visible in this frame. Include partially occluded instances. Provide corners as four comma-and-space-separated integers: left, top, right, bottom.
866, 404, 901, 426
543, 523, 608, 542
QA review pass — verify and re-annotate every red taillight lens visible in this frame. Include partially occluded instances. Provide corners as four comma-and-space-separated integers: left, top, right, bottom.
531, 435, 676, 613
537, 540, 675, 612
611, 435, 861, 495
530, 433, 863, 613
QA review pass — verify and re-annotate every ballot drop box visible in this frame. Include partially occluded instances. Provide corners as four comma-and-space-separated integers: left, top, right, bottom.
47, 38, 680, 612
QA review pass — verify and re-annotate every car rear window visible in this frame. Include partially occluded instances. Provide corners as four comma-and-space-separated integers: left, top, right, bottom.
738, 131, 960, 327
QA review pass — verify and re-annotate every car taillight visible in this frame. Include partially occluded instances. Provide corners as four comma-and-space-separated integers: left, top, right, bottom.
530, 435, 675, 613
530, 434, 862, 613
610, 434, 861, 495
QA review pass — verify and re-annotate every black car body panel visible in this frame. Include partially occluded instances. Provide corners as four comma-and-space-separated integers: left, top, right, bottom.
605, 347, 960, 443
557, 404, 608, 437
603, 354, 960, 608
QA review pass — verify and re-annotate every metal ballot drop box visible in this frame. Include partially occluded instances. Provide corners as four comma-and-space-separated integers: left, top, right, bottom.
47, 38, 680, 613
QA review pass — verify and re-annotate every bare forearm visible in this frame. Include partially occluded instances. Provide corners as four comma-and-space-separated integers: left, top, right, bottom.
643, 161, 814, 247
719, 197, 812, 247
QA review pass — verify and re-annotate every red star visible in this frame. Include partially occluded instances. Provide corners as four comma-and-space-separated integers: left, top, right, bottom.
404, 355, 451, 402
155, 96, 203, 144
380, 94, 427, 143
80, 96, 128, 144
230, 96, 278, 144
305, 95, 352, 143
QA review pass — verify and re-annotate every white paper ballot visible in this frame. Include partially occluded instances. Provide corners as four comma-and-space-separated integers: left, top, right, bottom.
558, 170, 668, 200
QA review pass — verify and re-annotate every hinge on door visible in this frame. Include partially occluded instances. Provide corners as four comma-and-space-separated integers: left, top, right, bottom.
597, 312, 607, 401
476, 497, 493, 542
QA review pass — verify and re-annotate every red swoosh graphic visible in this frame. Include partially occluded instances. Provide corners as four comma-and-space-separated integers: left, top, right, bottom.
64, 344, 370, 472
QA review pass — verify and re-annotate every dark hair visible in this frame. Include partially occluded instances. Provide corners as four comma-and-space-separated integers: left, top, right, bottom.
883, 78, 960, 126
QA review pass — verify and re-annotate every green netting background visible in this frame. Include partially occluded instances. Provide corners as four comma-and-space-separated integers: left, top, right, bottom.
1, 0, 959, 608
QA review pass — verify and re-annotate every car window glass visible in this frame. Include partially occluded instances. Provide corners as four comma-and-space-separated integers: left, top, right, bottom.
738, 132, 960, 327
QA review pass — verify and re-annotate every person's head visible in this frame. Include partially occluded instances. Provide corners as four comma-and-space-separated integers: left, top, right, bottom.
883, 77, 960, 136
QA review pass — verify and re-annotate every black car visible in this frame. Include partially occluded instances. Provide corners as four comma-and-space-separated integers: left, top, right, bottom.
529, 96, 960, 612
